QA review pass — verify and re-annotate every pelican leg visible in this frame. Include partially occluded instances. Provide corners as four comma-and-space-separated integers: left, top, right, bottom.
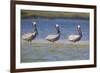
53, 42, 60, 48
27, 40, 32, 45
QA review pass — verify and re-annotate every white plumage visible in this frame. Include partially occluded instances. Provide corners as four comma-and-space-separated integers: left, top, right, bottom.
68, 35, 80, 41
46, 34, 59, 40
68, 25, 82, 42
22, 32, 36, 40
45, 24, 61, 43
22, 22, 38, 42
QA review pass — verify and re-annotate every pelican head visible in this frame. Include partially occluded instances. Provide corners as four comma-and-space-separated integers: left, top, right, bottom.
32, 22, 36, 27
77, 25, 81, 31
77, 25, 82, 37
32, 21, 38, 34
55, 24, 61, 34
77, 25, 80, 28
56, 24, 59, 28
77, 25, 81, 29
55, 24, 59, 30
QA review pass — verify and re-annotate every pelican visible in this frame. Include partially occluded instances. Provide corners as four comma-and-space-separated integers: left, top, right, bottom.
22, 22, 38, 42
68, 25, 82, 42
45, 24, 61, 43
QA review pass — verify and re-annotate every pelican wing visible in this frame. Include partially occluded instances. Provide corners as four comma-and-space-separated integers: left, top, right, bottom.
68, 35, 80, 41
32, 32, 36, 36
46, 34, 58, 40
22, 32, 35, 39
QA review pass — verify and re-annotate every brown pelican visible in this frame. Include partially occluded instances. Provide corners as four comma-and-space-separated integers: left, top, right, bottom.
45, 24, 61, 43
68, 25, 82, 42
22, 22, 38, 42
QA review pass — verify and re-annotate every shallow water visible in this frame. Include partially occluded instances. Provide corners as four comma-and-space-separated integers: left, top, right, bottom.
21, 18, 89, 63
21, 18, 89, 40
21, 40, 89, 63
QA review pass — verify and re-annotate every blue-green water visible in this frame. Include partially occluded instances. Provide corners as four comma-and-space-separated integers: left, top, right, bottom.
21, 18, 89, 63
21, 18, 89, 40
